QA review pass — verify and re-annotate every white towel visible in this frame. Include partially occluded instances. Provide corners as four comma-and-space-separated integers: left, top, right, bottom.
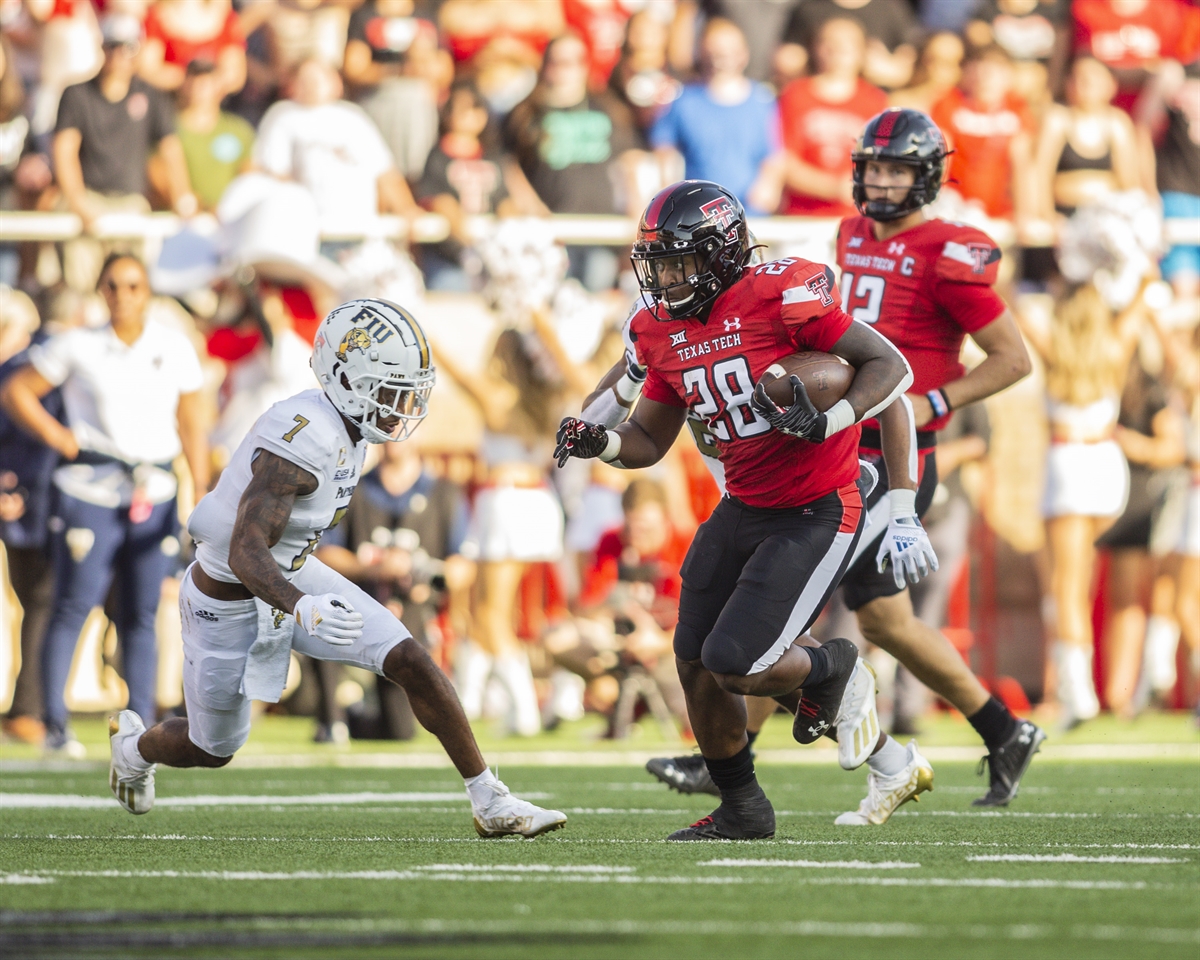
240, 599, 294, 703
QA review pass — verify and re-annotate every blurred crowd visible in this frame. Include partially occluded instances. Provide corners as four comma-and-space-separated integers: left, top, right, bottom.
0, 0, 1197, 752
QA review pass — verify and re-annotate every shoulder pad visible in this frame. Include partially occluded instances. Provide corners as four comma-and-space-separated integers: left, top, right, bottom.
935, 226, 1002, 285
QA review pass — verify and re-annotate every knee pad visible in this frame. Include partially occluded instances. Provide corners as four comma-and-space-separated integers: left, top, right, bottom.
672, 622, 705, 664
700, 631, 754, 678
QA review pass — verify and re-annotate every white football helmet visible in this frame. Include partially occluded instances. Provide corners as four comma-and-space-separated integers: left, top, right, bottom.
311, 298, 435, 444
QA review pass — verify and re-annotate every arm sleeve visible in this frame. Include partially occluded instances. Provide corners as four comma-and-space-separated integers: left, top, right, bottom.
172, 333, 205, 394
54, 84, 83, 134
932, 231, 1007, 333
27, 333, 74, 387
642, 367, 686, 407
648, 97, 680, 150
779, 262, 853, 352
149, 87, 176, 143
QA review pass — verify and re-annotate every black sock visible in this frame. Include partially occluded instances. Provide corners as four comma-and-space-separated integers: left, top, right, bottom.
704, 743, 756, 793
801, 644, 834, 688
745, 729, 759, 749
968, 696, 1019, 751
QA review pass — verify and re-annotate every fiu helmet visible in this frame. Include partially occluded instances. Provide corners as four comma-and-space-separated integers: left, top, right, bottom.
311, 298, 435, 444
630, 180, 751, 321
852, 108, 948, 222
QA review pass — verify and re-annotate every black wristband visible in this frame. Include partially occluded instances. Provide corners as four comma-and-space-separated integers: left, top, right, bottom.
926, 388, 952, 419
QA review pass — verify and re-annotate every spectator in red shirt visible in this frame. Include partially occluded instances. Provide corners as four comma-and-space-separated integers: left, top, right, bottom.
562, 0, 636, 92
932, 45, 1034, 221
139, 0, 246, 96
1073, 0, 1200, 110
545, 478, 691, 731
778, 17, 887, 217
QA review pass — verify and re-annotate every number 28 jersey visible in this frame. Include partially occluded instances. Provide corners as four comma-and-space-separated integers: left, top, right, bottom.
836, 216, 1006, 433
190, 389, 368, 583
631, 257, 859, 509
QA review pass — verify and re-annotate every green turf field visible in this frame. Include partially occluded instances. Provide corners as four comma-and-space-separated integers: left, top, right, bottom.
2, 715, 1198, 959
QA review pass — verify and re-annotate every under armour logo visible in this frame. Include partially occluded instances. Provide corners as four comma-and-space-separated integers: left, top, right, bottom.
968, 242, 994, 274
723, 318, 741, 332
848, 236, 864, 248
670, 330, 688, 347
887, 241, 905, 255
808, 720, 830, 738
805, 270, 835, 307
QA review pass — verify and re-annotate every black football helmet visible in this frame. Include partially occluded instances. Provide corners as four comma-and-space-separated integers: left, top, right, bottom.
630, 180, 750, 321
851, 108, 949, 222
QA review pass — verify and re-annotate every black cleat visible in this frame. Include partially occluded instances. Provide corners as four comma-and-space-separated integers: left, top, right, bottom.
972, 720, 1046, 807
646, 754, 720, 796
666, 781, 775, 841
793, 638, 859, 745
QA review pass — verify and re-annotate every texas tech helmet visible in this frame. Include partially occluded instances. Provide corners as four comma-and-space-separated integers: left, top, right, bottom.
631, 180, 750, 321
852, 108, 948, 222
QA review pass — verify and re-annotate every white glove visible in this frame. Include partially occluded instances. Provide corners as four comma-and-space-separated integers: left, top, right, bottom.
875, 489, 938, 589
293, 593, 363, 646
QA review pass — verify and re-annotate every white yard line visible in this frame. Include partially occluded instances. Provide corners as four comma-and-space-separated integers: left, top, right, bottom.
967, 854, 1188, 864
699, 858, 920, 869
3, 869, 1172, 892
0, 791, 534, 809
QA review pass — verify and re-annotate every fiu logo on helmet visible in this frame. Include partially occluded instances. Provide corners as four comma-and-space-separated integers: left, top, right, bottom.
336, 327, 374, 362
700, 196, 737, 237
805, 269, 835, 307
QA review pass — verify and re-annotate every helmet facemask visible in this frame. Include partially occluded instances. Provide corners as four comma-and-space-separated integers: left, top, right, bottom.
851, 157, 937, 222
343, 367, 435, 444
631, 235, 729, 321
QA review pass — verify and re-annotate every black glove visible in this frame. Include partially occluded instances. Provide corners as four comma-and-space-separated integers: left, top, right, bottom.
751, 375, 827, 443
555, 417, 610, 467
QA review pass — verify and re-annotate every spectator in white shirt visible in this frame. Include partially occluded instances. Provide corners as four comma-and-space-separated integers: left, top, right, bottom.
0, 254, 209, 756
253, 57, 417, 241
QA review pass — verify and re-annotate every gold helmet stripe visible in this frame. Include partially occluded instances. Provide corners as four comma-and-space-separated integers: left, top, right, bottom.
404, 312, 430, 369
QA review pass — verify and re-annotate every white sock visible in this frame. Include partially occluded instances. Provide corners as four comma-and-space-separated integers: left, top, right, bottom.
1144, 615, 1181, 692
464, 767, 502, 810
120, 734, 153, 773
867, 735, 908, 777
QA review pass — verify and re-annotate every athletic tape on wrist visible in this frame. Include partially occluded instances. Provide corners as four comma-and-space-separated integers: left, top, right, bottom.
615, 372, 643, 403
889, 487, 917, 518
823, 398, 856, 438
598, 431, 622, 462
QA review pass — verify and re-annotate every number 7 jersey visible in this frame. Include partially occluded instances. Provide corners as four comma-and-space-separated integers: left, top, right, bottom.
630, 256, 861, 509
189, 389, 369, 583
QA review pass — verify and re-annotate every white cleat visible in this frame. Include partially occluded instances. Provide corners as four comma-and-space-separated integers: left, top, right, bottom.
835, 740, 934, 826
108, 710, 156, 815
836, 658, 879, 770
473, 781, 567, 838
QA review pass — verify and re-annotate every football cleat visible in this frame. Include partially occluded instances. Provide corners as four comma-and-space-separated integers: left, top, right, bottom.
645, 754, 720, 796
108, 711, 156, 815
667, 782, 775, 841
835, 740, 933, 826
793, 638, 859, 745
472, 782, 567, 838
972, 720, 1046, 808
836, 658, 880, 770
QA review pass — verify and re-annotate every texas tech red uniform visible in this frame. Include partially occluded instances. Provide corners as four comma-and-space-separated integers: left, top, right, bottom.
834, 215, 1006, 610
631, 257, 861, 508
630, 255, 867, 676
836, 216, 1005, 434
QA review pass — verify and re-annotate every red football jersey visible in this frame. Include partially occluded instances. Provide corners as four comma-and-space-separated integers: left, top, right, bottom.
835, 216, 1007, 434
631, 257, 859, 509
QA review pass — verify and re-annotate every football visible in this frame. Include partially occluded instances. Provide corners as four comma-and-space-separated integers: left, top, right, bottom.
758, 351, 854, 411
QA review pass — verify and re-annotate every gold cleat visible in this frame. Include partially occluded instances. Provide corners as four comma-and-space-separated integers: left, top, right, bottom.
108, 710, 156, 815
835, 740, 934, 826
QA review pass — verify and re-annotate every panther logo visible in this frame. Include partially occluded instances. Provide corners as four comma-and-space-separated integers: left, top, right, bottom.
336, 327, 374, 362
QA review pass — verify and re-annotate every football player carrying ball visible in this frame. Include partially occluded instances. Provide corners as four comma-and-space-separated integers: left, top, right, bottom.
557, 180, 917, 841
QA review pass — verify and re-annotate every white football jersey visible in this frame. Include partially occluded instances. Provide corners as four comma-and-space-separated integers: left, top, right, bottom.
190, 389, 367, 583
